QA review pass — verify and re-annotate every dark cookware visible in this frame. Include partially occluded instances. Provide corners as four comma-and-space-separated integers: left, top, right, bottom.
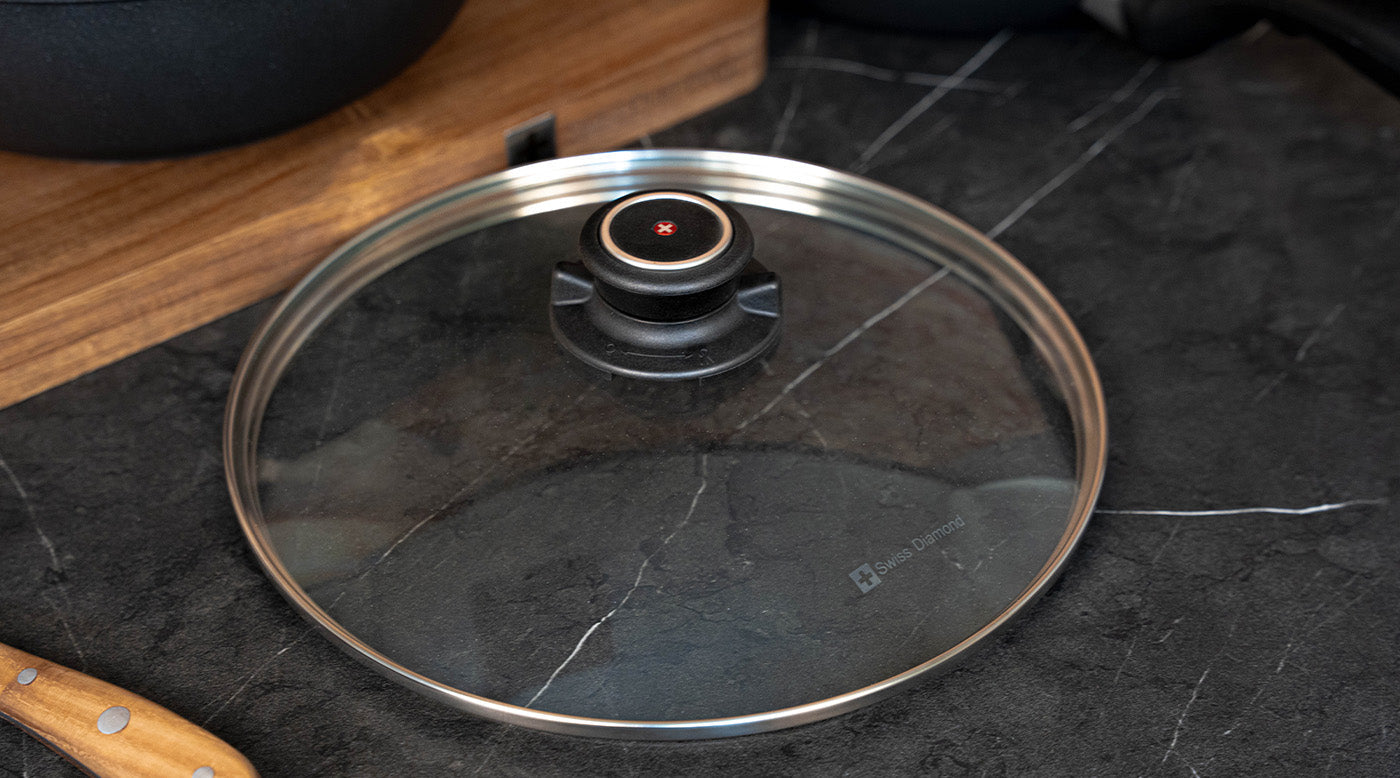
802, 0, 1400, 97
0, 0, 466, 159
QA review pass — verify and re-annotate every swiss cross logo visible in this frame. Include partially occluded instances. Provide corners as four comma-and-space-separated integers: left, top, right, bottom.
653, 221, 677, 236
849, 563, 881, 594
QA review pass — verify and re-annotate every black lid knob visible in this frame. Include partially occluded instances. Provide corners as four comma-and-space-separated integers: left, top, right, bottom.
550, 190, 782, 382
580, 191, 755, 322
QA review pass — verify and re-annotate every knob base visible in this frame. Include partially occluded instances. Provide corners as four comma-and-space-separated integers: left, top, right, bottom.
550, 262, 781, 381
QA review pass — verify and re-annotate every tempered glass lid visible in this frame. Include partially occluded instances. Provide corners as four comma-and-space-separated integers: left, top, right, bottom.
224, 150, 1106, 739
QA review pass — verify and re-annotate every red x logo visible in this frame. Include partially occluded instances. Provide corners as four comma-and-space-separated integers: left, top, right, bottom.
653, 221, 676, 236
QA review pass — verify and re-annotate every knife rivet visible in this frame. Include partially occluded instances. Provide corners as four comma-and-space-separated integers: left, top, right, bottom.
96, 705, 130, 734
193, 767, 215, 778
16, 667, 38, 685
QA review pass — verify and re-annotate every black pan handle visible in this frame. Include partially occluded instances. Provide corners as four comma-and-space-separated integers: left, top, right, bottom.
1093, 0, 1400, 96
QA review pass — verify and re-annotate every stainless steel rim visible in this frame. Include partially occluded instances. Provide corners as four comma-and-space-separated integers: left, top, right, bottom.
223, 148, 1108, 740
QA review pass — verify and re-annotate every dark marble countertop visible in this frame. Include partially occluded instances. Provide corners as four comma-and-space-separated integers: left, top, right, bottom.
3, 11, 1397, 777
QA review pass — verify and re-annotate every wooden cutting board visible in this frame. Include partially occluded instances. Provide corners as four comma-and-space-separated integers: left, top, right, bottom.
0, 0, 766, 408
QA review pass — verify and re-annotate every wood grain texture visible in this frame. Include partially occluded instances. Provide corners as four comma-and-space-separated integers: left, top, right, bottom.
0, 0, 766, 408
0, 643, 259, 777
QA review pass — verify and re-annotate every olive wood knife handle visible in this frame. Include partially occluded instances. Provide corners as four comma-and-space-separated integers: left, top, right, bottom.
0, 642, 258, 778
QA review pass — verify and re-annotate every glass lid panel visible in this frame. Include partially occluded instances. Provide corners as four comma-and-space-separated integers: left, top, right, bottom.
231, 150, 1104, 736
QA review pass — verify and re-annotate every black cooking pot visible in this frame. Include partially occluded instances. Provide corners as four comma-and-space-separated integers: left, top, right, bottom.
801, 0, 1400, 97
0, 0, 466, 159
